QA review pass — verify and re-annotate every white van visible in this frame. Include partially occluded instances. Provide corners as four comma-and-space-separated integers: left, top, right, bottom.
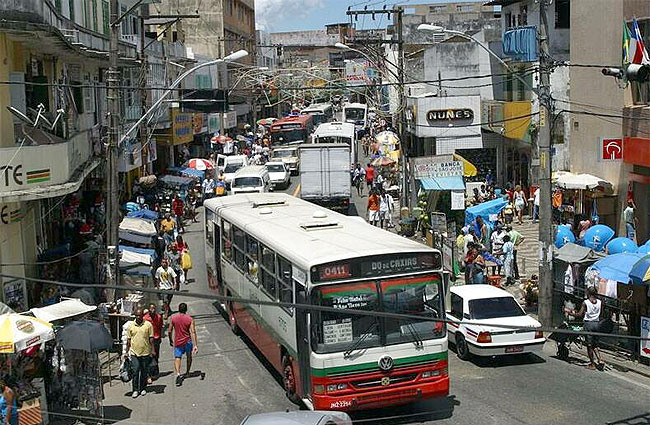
230, 166, 271, 195
223, 155, 249, 188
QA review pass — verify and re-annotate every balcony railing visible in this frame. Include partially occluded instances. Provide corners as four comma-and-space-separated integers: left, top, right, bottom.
502, 26, 538, 62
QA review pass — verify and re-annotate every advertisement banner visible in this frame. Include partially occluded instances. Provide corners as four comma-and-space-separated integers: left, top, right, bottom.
223, 111, 237, 129
641, 316, 650, 359
451, 190, 466, 210
208, 113, 221, 134
412, 155, 464, 179
345, 59, 376, 87
171, 109, 193, 145
193, 113, 207, 135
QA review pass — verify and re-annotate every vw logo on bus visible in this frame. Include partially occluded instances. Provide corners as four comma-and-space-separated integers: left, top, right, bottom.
378, 355, 394, 371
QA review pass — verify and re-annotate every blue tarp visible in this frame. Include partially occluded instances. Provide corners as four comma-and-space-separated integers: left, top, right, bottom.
126, 209, 159, 221
159, 175, 195, 187
464, 198, 508, 227
419, 176, 465, 191
168, 167, 204, 179
118, 245, 157, 276
588, 252, 645, 284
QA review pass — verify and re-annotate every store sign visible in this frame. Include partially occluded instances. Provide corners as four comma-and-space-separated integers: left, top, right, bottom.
641, 316, 650, 358
601, 138, 623, 161
208, 113, 221, 133
412, 156, 464, 179
427, 108, 474, 122
0, 204, 23, 225
193, 113, 207, 134
223, 111, 237, 129
171, 109, 193, 145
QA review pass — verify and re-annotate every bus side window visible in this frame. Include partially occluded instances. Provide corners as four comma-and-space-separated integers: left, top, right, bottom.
205, 210, 213, 246
245, 235, 259, 284
232, 226, 246, 271
221, 220, 232, 261
259, 245, 277, 298
278, 256, 293, 315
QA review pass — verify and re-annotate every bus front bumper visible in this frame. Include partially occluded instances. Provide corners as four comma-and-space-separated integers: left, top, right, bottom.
311, 376, 449, 411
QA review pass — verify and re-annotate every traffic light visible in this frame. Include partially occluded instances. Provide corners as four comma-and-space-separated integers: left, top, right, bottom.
602, 64, 650, 82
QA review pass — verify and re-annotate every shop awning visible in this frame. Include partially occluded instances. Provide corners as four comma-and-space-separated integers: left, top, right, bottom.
554, 172, 613, 191
419, 176, 465, 191
30, 298, 96, 323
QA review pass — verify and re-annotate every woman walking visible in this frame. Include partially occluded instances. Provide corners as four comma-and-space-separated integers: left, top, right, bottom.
513, 185, 526, 225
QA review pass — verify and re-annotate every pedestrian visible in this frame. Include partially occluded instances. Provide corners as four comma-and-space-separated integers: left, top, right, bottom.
380, 190, 394, 228
513, 185, 526, 224
125, 309, 155, 398
507, 225, 525, 280
175, 235, 191, 282
0, 376, 17, 425
155, 257, 178, 319
352, 163, 365, 196
476, 216, 491, 252
202, 175, 215, 200
143, 303, 163, 382
491, 223, 507, 276
623, 199, 638, 242
472, 187, 483, 205
172, 194, 185, 234
168, 303, 199, 387
502, 234, 515, 285
367, 190, 381, 227
532, 187, 540, 223
565, 287, 604, 370
160, 213, 176, 245
365, 163, 375, 193
578, 215, 592, 239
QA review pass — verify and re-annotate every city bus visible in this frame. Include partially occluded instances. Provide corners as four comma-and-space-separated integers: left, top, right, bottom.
312, 122, 358, 166
269, 114, 314, 146
342, 103, 368, 135
204, 193, 449, 411
301, 103, 334, 126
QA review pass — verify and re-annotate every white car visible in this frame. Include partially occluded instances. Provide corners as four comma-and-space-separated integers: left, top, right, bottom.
240, 411, 352, 425
271, 147, 300, 175
231, 166, 271, 195
265, 161, 290, 189
222, 155, 249, 188
446, 285, 545, 359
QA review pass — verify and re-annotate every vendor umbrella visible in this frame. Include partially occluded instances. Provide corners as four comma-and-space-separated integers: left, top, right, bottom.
452, 153, 478, 178
256, 118, 276, 126
56, 320, 113, 353
0, 314, 54, 353
629, 255, 650, 285
606, 237, 638, 254
210, 134, 232, 145
582, 224, 615, 252
184, 158, 215, 171
371, 156, 396, 167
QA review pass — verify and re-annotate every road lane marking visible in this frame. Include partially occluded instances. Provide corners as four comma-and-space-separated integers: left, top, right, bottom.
292, 183, 300, 197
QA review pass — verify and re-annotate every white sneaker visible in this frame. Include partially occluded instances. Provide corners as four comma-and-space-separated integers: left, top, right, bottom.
140, 390, 147, 396
132, 391, 139, 399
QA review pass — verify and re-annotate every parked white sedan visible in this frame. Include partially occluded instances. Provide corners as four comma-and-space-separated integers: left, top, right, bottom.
265, 161, 291, 189
446, 285, 545, 360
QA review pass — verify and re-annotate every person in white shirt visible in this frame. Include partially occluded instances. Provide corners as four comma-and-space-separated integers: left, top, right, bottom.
533, 187, 540, 223
566, 286, 604, 370
202, 177, 215, 199
223, 139, 234, 155
379, 191, 393, 229
155, 258, 178, 319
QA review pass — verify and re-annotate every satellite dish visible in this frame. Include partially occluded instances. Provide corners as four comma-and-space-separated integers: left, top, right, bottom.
6, 106, 35, 126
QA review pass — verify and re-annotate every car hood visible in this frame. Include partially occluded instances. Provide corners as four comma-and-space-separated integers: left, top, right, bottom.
468, 315, 541, 333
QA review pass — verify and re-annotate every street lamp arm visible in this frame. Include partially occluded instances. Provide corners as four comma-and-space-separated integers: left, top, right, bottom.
118, 50, 248, 146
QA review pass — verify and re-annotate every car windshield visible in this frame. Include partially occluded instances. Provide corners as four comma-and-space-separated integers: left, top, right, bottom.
224, 163, 243, 173
344, 108, 365, 122
233, 177, 262, 188
272, 150, 295, 158
311, 275, 444, 354
266, 164, 285, 172
469, 297, 525, 320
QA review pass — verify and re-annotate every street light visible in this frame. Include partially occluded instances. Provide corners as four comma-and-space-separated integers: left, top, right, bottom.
118, 49, 248, 146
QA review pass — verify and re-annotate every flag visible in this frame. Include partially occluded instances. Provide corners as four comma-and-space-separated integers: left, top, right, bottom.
623, 20, 632, 66
632, 18, 650, 65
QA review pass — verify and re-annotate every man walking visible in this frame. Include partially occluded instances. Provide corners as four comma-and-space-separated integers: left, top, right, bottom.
168, 303, 198, 387
125, 309, 155, 398
143, 303, 164, 381
155, 258, 178, 319
202, 175, 215, 200
364, 163, 375, 193
367, 190, 380, 227
624, 199, 638, 241
506, 225, 525, 280
160, 213, 176, 245
172, 195, 185, 234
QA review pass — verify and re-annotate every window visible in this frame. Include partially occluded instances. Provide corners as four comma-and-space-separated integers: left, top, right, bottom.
278, 256, 293, 310
205, 211, 213, 246
221, 220, 232, 261
55, 0, 62, 12
102, 1, 109, 35
68, 0, 75, 21
227, 0, 233, 15
504, 12, 512, 29
555, 0, 570, 29
246, 235, 259, 284
450, 294, 463, 318
429, 5, 445, 14
520, 5, 527, 26
259, 245, 277, 297
232, 226, 246, 271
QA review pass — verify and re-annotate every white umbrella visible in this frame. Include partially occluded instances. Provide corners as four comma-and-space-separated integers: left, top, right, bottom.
555, 173, 612, 190
0, 314, 54, 353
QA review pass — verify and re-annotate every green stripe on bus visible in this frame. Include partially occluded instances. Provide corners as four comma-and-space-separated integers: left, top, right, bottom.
311, 352, 447, 377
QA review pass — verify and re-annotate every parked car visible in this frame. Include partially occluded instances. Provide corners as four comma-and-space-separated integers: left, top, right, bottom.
230, 166, 271, 195
265, 161, 291, 189
271, 147, 300, 175
240, 411, 352, 425
446, 285, 545, 360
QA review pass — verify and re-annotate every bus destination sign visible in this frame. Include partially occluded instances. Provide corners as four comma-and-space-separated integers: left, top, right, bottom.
318, 264, 351, 281
313, 252, 441, 282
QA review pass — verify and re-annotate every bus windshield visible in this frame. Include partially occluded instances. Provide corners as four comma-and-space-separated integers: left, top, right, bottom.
271, 129, 306, 145
311, 275, 444, 354
315, 136, 352, 146
310, 114, 327, 126
344, 108, 366, 122
233, 177, 262, 188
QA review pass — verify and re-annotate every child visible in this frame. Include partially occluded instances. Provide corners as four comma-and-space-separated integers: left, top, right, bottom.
502, 234, 515, 285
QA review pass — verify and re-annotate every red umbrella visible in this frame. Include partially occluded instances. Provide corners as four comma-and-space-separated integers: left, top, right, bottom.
185, 158, 215, 171
210, 134, 233, 145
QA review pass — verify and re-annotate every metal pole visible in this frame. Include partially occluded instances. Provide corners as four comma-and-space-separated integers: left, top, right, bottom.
396, 7, 407, 208
106, 0, 120, 294
140, 16, 149, 174
537, 0, 553, 327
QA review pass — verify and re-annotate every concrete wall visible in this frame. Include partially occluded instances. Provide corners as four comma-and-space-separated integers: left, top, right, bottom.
270, 30, 338, 47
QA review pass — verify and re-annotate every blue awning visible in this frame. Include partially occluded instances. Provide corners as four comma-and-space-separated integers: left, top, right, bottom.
419, 176, 465, 191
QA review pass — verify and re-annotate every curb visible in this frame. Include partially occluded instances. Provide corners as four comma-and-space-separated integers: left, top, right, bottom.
568, 345, 650, 379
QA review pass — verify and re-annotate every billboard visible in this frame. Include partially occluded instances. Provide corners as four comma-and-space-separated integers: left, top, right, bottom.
345, 59, 376, 87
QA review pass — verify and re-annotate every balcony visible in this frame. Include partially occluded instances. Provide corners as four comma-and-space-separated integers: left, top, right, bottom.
502, 26, 538, 62
0, 128, 100, 202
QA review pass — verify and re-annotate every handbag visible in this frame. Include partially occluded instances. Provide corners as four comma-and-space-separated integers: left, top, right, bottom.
120, 357, 132, 383
181, 251, 193, 270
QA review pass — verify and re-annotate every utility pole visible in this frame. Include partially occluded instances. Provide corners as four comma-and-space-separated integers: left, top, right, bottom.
395, 6, 407, 208
140, 15, 149, 174
537, 0, 554, 327
106, 0, 120, 295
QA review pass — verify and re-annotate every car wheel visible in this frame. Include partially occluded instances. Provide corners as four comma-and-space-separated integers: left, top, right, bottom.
227, 301, 240, 335
456, 335, 471, 360
282, 355, 301, 405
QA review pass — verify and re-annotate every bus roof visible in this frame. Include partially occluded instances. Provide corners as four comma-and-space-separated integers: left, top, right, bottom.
204, 193, 435, 274
343, 103, 367, 110
313, 122, 355, 138
301, 103, 332, 114
270, 114, 312, 130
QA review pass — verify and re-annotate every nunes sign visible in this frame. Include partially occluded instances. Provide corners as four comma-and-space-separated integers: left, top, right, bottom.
427, 108, 474, 122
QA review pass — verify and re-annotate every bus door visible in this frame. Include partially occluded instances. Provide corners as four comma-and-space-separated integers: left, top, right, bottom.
295, 281, 311, 398
214, 224, 223, 290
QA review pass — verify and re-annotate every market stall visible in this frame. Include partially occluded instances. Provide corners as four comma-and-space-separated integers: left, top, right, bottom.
118, 217, 157, 246
552, 172, 616, 229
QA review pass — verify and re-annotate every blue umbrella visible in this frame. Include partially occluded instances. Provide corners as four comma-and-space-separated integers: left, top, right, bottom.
583, 224, 615, 252
588, 252, 645, 283
629, 255, 650, 285
606, 237, 638, 254
637, 244, 650, 255
555, 225, 576, 248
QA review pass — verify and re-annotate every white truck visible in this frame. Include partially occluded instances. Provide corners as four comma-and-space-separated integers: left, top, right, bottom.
299, 143, 351, 213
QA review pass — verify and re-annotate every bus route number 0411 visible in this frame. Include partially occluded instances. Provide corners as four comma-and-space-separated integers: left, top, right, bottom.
319, 264, 351, 281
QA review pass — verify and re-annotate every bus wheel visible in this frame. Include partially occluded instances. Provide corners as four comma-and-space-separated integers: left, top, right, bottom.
282, 356, 301, 405
227, 301, 240, 335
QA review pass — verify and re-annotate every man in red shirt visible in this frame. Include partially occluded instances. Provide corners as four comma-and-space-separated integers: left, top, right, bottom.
168, 302, 198, 386
172, 194, 185, 233
365, 163, 375, 192
367, 190, 380, 227
143, 303, 164, 382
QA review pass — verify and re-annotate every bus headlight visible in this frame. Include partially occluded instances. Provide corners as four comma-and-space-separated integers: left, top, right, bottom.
313, 385, 325, 394
327, 383, 348, 392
